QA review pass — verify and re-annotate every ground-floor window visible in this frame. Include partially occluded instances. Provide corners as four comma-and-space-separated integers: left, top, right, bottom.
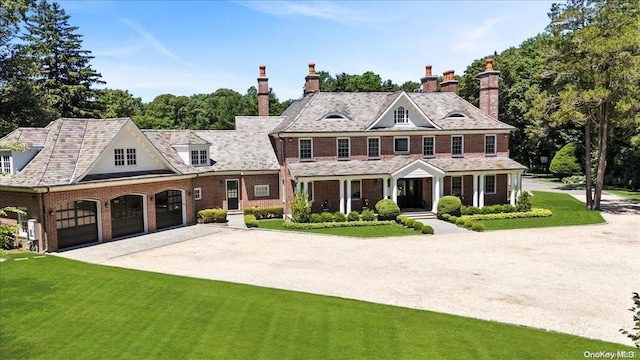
485, 175, 496, 194
194, 187, 202, 200
254, 184, 269, 197
451, 176, 463, 196
351, 180, 361, 199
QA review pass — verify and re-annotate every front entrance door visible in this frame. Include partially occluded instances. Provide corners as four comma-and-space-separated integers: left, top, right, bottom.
226, 180, 239, 210
397, 178, 423, 209
111, 195, 144, 238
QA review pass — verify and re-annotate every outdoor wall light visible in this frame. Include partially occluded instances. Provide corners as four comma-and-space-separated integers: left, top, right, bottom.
48, 209, 55, 216
105, 203, 109, 208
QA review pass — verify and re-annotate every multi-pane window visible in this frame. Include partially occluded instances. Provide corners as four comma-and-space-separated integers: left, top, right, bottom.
394, 106, 408, 124
254, 184, 270, 197
199, 150, 208, 164
485, 175, 496, 194
368, 138, 380, 159
114, 149, 125, 166
423, 136, 435, 157
126, 148, 136, 165
191, 150, 199, 165
451, 176, 463, 196
194, 187, 202, 200
0, 155, 11, 174
18, 209, 28, 235
337, 138, 350, 160
299, 139, 312, 160
485, 135, 496, 155
394, 137, 409, 153
351, 180, 361, 199
191, 150, 209, 166
451, 136, 463, 156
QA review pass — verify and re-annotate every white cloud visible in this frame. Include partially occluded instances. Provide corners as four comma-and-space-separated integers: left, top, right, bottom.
451, 16, 506, 54
236, 1, 385, 25
120, 18, 194, 68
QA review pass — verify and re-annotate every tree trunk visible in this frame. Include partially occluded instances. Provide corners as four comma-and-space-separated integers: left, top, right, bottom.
593, 103, 609, 210
584, 119, 593, 209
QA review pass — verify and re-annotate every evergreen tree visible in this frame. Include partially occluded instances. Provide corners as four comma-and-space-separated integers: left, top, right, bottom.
21, 0, 104, 119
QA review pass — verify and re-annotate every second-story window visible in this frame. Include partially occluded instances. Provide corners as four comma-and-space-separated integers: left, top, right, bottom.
299, 139, 312, 160
0, 155, 11, 174
394, 137, 409, 153
191, 150, 209, 166
337, 138, 350, 160
423, 136, 435, 157
485, 135, 496, 155
115, 148, 136, 167
199, 150, 208, 164
114, 149, 125, 166
451, 136, 463, 157
368, 137, 380, 159
126, 148, 137, 165
394, 106, 408, 124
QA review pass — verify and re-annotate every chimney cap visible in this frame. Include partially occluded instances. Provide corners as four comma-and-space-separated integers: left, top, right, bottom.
485, 58, 494, 72
443, 70, 455, 81
259, 65, 266, 77
425, 65, 432, 76
308, 63, 316, 75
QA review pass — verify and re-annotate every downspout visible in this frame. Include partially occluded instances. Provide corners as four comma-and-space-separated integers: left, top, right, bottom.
40, 187, 50, 253
193, 174, 199, 225
281, 136, 287, 218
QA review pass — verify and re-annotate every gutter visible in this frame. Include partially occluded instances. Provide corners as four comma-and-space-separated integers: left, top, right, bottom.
40, 186, 50, 253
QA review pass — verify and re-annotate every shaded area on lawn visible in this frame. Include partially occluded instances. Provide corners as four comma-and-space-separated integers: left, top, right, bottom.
258, 219, 421, 237
0, 254, 632, 359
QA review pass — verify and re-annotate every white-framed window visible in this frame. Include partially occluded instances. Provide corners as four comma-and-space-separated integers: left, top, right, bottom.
367, 137, 380, 159
191, 150, 209, 166
451, 176, 463, 196
423, 136, 435, 157
0, 154, 11, 174
254, 184, 270, 197
17, 208, 27, 236
299, 138, 312, 160
114, 149, 125, 166
485, 135, 497, 155
126, 148, 136, 165
351, 180, 361, 199
199, 150, 208, 164
194, 187, 202, 200
394, 137, 410, 153
485, 175, 496, 194
337, 138, 350, 160
451, 136, 463, 157
115, 148, 136, 166
394, 106, 408, 124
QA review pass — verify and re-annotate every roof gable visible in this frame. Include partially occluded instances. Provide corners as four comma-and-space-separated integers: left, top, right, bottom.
366, 91, 441, 130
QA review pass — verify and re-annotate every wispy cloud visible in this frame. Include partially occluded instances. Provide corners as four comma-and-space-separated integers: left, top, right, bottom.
120, 18, 194, 68
93, 45, 140, 57
236, 1, 385, 25
452, 16, 506, 53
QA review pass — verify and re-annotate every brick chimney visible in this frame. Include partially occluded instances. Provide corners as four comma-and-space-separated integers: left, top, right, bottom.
440, 70, 458, 93
304, 63, 320, 95
257, 65, 269, 116
478, 58, 500, 119
420, 65, 438, 92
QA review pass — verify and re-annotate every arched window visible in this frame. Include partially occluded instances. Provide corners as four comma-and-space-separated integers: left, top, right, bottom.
394, 106, 408, 124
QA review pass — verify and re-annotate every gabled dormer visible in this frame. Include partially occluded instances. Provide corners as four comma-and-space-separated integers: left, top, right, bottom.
0, 142, 42, 176
169, 131, 212, 167
366, 92, 441, 130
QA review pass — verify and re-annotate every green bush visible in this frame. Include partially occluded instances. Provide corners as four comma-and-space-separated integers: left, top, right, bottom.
440, 213, 451, 221
0, 223, 18, 250
437, 196, 462, 217
320, 211, 334, 223
461, 206, 481, 215
361, 209, 376, 221
291, 191, 312, 223
197, 208, 228, 223
550, 143, 581, 178
283, 220, 396, 229
413, 222, 424, 231
421, 225, 434, 234
374, 199, 400, 220
472, 223, 485, 232
334, 212, 347, 222
516, 191, 532, 212
562, 175, 586, 185
347, 211, 360, 222
244, 214, 259, 228
406, 219, 417, 229
449, 216, 458, 224
309, 213, 323, 223
456, 218, 466, 226
460, 208, 552, 221
396, 215, 407, 224
401, 217, 410, 226
464, 220, 474, 229
244, 206, 283, 219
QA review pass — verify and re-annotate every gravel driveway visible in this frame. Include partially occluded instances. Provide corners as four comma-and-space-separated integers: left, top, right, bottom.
57, 179, 640, 346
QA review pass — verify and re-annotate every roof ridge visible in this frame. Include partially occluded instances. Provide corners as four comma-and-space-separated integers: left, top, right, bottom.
69, 121, 90, 184
36, 121, 62, 186
282, 93, 316, 132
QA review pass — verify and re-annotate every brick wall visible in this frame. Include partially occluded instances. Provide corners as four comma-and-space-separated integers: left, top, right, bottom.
0, 191, 45, 249
194, 174, 280, 213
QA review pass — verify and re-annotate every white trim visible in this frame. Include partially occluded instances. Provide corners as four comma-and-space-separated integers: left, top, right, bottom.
485, 174, 497, 194
279, 129, 512, 137
443, 111, 470, 118
366, 91, 441, 130
367, 137, 380, 159
422, 135, 435, 158
394, 136, 410, 154
391, 159, 444, 179
254, 184, 270, 197
484, 134, 497, 156
336, 137, 350, 160
320, 112, 351, 120
194, 187, 202, 200
225, 179, 240, 211
298, 138, 313, 160
451, 135, 464, 157
394, 106, 409, 124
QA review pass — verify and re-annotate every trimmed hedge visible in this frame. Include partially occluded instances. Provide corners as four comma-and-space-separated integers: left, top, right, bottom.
334, 212, 347, 222
437, 196, 462, 217
347, 211, 360, 222
320, 212, 334, 223
413, 222, 424, 231
361, 209, 376, 221
460, 208, 552, 221
283, 220, 396, 229
396, 215, 407, 224
421, 225, 434, 234
472, 223, 485, 232
309, 213, 323, 223
198, 208, 228, 223
456, 218, 466, 226
464, 220, 474, 229
244, 214, 259, 228
243, 206, 283, 219
375, 199, 400, 220
449, 216, 458, 224
461, 204, 517, 215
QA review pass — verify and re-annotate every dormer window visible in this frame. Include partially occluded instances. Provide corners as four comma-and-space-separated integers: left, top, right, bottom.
114, 148, 137, 167
394, 106, 408, 124
191, 150, 209, 166
1, 154, 11, 174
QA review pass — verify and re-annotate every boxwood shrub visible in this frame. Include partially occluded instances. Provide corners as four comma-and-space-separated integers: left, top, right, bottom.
361, 209, 376, 221
421, 225, 434, 234
375, 199, 400, 220
244, 214, 259, 228
320, 211, 334, 223
449, 216, 458, 224
413, 221, 424, 231
472, 223, 485, 232
334, 211, 347, 222
198, 208, 228, 223
347, 211, 360, 222
309, 213, 323, 223
464, 220, 474, 229
283, 220, 396, 229
437, 196, 462, 218
456, 218, 466, 226
460, 208, 552, 221
396, 215, 407, 224
243, 206, 283, 219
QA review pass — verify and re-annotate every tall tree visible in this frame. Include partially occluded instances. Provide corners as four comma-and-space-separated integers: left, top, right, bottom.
540, 0, 640, 209
21, 0, 104, 119
96, 89, 143, 119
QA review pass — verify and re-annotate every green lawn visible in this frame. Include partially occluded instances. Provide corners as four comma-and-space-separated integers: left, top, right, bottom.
604, 186, 640, 203
258, 219, 420, 237
0, 253, 632, 359
479, 191, 605, 230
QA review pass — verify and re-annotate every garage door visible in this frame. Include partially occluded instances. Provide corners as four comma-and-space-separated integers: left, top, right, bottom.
56, 201, 99, 249
155, 190, 183, 230
111, 195, 144, 238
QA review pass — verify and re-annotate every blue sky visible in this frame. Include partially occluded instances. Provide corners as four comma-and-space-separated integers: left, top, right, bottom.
57, 1, 556, 102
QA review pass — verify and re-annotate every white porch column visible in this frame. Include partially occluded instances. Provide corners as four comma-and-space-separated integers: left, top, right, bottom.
296, 181, 302, 193
509, 173, 516, 206
346, 178, 352, 214
479, 174, 485, 208
472, 175, 479, 207
339, 178, 345, 214
517, 173, 522, 198
391, 177, 398, 204
432, 176, 441, 214
382, 177, 389, 199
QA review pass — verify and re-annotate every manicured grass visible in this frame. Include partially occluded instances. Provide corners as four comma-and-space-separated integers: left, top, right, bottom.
258, 219, 420, 237
604, 186, 640, 203
0, 253, 631, 359
478, 191, 605, 230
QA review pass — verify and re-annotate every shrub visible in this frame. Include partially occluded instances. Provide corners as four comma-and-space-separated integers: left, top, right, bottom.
550, 143, 581, 178
464, 220, 474, 229
243, 214, 259, 228
449, 216, 458, 224
421, 225, 434, 234
0, 223, 18, 250
406, 219, 417, 229
347, 211, 360, 222
334, 212, 347, 222
244, 206, 283, 219
361, 209, 376, 221
283, 220, 396, 229
320, 211, 334, 223
472, 223, 485, 232
396, 215, 407, 224
562, 175, 586, 185
375, 199, 400, 220
437, 196, 462, 217
440, 213, 451, 221
197, 209, 227, 223
461, 206, 481, 215
456, 218, 466, 226
516, 191, 533, 212
459, 208, 553, 221
401, 217, 411, 226
309, 213, 323, 223
291, 191, 312, 223
413, 222, 424, 231
619, 292, 640, 348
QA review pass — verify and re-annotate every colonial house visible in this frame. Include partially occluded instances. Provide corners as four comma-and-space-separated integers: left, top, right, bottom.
0, 60, 526, 252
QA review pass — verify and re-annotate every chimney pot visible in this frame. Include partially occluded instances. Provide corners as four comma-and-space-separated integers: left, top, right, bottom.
259, 65, 266, 77
257, 65, 269, 116
304, 62, 320, 95
308, 63, 316, 75
485, 58, 494, 72
440, 70, 458, 93
420, 64, 438, 93
425, 65, 432, 76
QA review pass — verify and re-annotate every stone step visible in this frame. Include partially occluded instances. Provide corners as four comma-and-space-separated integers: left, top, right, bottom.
401, 211, 437, 220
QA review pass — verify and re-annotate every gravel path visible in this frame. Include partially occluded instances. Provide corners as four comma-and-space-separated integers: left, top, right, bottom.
57, 179, 640, 346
